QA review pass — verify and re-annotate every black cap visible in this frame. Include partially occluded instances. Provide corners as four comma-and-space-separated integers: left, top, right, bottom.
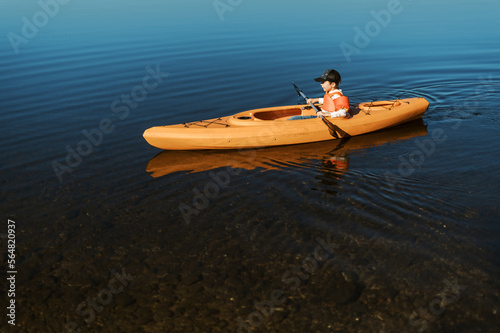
314, 69, 341, 84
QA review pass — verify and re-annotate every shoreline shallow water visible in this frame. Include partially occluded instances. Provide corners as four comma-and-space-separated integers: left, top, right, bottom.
6, 118, 499, 332
1, 0, 500, 332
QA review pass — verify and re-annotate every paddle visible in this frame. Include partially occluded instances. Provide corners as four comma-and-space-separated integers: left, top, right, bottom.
292, 83, 350, 139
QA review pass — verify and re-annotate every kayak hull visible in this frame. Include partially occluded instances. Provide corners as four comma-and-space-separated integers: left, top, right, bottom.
143, 97, 429, 150
145, 119, 428, 177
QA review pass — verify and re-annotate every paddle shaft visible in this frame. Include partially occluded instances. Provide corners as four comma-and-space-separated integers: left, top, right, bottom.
292, 83, 323, 117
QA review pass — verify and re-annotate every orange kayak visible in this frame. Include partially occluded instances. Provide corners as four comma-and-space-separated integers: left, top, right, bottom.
143, 97, 429, 150
145, 119, 428, 177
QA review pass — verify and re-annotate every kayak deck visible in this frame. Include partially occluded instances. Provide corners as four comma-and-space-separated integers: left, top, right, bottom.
143, 97, 429, 150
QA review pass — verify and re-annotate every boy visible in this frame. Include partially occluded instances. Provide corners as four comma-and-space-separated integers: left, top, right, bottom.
307, 69, 350, 118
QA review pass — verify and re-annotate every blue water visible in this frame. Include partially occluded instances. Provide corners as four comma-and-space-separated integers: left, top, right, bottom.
1, 0, 499, 332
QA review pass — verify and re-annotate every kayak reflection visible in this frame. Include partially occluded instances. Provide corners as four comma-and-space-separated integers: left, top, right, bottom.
145, 120, 428, 178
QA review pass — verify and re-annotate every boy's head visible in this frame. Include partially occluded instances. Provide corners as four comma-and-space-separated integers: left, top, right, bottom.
314, 69, 342, 86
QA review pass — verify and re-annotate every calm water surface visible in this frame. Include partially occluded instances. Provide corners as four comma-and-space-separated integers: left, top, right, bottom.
1, 0, 499, 332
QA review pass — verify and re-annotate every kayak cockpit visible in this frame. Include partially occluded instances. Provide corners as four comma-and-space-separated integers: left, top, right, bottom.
229, 106, 314, 125
230, 107, 304, 125
252, 107, 302, 120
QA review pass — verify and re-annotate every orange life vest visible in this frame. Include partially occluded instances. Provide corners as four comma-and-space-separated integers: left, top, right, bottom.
322, 90, 350, 112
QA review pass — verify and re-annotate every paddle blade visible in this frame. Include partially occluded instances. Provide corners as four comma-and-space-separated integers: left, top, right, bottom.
321, 116, 351, 139
292, 83, 302, 96
292, 83, 309, 102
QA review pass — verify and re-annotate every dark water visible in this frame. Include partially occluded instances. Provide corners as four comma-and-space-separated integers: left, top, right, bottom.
1, 0, 499, 332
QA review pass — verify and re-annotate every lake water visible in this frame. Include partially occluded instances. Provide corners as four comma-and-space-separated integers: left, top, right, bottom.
1, 0, 499, 332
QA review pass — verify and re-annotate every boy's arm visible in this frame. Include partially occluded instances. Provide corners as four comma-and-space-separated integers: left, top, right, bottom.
306, 98, 321, 104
